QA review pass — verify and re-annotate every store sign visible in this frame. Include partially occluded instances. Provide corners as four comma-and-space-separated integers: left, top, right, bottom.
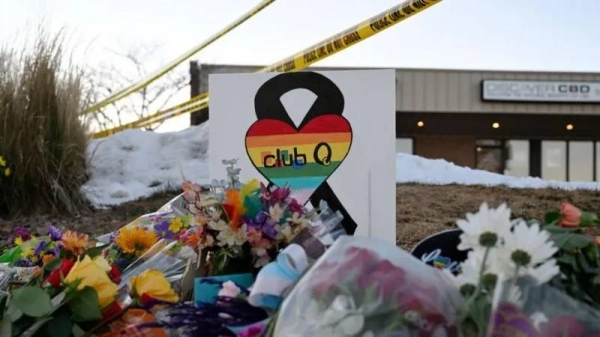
482, 80, 600, 103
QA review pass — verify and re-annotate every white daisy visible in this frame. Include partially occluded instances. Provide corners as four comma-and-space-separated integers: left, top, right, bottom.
451, 248, 492, 288
498, 220, 559, 284
457, 203, 512, 251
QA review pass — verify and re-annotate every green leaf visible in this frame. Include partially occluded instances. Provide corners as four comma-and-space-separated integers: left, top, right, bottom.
83, 244, 109, 259
67, 286, 102, 322
0, 316, 11, 337
544, 225, 579, 233
6, 304, 23, 322
72, 324, 85, 337
43, 258, 61, 272
46, 310, 73, 337
577, 253, 594, 273
563, 234, 593, 250
545, 212, 562, 225
10, 286, 53, 318
0, 246, 22, 263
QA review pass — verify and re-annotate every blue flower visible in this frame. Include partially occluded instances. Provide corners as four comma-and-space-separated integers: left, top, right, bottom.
153, 221, 174, 239
48, 224, 62, 241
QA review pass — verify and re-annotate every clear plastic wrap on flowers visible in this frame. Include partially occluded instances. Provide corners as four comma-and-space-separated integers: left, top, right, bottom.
488, 277, 600, 337
116, 239, 187, 302
273, 236, 463, 337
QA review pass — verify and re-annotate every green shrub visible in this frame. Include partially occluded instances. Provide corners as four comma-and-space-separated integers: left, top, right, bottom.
0, 30, 89, 216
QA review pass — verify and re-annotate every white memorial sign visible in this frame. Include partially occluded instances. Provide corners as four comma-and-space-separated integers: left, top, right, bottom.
209, 70, 396, 242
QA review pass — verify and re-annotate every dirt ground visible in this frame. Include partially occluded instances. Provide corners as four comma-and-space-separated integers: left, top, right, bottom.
2, 184, 600, 250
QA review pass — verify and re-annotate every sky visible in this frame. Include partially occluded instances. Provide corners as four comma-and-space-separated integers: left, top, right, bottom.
1, 0, 599, 132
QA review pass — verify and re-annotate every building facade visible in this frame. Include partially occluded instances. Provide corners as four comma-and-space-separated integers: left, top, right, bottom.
190, 62, 600, 182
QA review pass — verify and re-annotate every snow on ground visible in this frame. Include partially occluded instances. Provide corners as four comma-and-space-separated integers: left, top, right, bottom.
82, 125, 600, 208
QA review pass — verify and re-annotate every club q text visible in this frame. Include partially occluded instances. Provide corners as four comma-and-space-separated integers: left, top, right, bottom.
261, 143, 333, 168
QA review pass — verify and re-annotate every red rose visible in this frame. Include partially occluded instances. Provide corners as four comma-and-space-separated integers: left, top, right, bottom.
358, 259, 406, 297
101, 302, 122, 321
45, 259, 75, 288
109, 265, 121, 284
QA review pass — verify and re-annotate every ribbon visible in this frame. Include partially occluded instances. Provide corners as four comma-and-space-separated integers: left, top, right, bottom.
247, 244, 308, 310
254, 71, 358, 235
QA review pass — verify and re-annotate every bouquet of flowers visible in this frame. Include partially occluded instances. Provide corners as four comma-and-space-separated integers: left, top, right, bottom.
440, 202, 600, 336
171, 159, 314, 276
0, 225, 180, 337
270, 236, 462, 337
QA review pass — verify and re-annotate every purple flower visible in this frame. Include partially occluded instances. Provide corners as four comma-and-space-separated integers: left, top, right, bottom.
261, 221, 278, 240
48, 225, 62, 241
108, 231, 117, 243
154, 221, 174, 239
115, 257, 129, 270
14, 226, 31, 241
34, 240, 48, 256
244, 212, 268, 230
488, 303, 538, 337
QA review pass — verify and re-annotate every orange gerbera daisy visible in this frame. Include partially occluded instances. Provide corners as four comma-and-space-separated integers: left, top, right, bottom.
114, 227, 158, 256
61, 230, 89, 256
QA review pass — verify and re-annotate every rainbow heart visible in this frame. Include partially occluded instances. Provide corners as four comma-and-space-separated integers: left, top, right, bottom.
245, 114, 352, 204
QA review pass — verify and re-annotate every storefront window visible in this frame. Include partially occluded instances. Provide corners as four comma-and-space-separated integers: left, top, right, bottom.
542, 141, 567, 181
396, 138, 413, 154
504, 140, 529, 177
569, 141, 594, 182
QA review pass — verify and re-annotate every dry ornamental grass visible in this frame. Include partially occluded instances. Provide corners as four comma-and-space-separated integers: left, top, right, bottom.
0, 29, 89, 216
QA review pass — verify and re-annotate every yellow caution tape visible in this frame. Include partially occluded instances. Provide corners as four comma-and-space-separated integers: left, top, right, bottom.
80, 0, 275, 116
91, 0, 442, 138
90, 93, 208, 139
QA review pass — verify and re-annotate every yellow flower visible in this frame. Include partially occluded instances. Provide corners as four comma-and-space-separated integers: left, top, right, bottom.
65, 256, 118, 308
93, 256, 112, 272
168, 217, 185, 233
0, 156, 6, 166
4, 167, 10, 177
130, 269, 179, 303
61, 230, 89, 256
114, 227, 158, 256
14, 237, 23, 246
21, 247, 33, 258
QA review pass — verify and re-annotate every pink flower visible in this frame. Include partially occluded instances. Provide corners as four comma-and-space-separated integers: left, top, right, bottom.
237, 322, 266, 337
247, 228, 263, 246
560, 202, 581, 228
218, 281, 241, 298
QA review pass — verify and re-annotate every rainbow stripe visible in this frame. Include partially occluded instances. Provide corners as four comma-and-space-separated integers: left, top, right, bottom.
246, 116, 352, 203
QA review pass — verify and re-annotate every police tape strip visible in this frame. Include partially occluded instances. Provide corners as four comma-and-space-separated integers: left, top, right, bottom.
90, 0, 442, 138
137, 99, 209, 129
80, 0, 275, 117
258, 0, 443, 72
90, 93, 208, 139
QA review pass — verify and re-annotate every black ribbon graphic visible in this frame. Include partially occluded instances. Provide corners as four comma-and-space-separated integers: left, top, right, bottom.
251, 72, 357, 235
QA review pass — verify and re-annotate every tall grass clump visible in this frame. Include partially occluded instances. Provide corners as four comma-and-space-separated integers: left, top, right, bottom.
0, 30, 89, 216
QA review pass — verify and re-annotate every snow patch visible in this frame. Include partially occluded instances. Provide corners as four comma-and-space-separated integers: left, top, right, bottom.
82, 125, 600, 208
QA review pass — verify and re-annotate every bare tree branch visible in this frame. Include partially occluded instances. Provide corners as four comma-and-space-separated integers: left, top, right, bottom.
84, 42, 189, 132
